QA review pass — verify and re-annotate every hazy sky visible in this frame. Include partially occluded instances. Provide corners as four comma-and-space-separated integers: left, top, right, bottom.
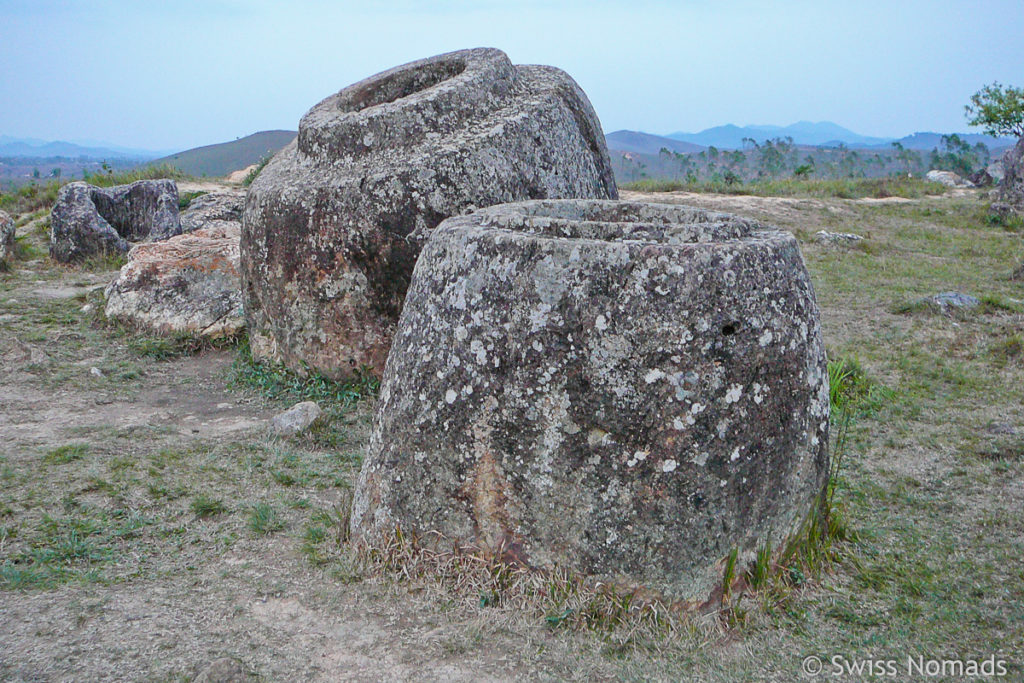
2, 0, 1022, 152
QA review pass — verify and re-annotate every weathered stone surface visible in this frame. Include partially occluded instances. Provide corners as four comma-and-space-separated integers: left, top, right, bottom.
104, 222, 243, 338
0, 210, 14, 265
242, 47, 618, 379
50, 180, 181, 263
351, 200, 830, 603
270, 401, 322, 436
925, 169, 973, 188
181, 190, 245, 233
814, 230, 863, 246
913, 291, 980, 314
998, 136, 1024, 209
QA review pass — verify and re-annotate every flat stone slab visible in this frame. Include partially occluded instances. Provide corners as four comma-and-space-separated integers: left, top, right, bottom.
352, 199, 830, 603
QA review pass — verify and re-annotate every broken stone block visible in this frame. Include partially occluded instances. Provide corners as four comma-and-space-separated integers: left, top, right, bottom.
242, 47, 618, 379
351, 199, 830, 603
50, 180, 180, 263
103, 222, 243, 339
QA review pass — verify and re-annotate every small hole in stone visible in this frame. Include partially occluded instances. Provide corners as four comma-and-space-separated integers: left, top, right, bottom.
722, 323, 737, 336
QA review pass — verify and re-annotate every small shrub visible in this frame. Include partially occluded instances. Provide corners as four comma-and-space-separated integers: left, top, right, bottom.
243, 155, 272, 187
178, 190, 208, 210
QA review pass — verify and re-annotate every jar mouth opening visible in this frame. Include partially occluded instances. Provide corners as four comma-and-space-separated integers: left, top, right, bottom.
336, 57, 467, 113
478, 201, 759, 244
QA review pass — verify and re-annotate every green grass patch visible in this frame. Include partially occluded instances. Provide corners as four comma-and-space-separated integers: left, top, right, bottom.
230, 337, 378, 408
44, 443, 91, 464
248, 503, 284, 535
190, 495, 228, 518
622, 176, 947, 199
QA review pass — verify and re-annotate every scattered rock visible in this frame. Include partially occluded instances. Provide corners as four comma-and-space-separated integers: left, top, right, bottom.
998, 136, 1024, 210
968, 167, 994, 187
0, 210, 15, 266
985, 422, 1017, 436
270, 401, 322, 436
907, 291, 980, 315
180, 191, 245, 233
193, 657, 252, 683
988, 202, 1018, 222
50, 180, 181, 263
242, 47, 619, 379
89, 367, 104, 378
814, 230, 864, 246
104, 222, 244, 339
352, 200, 830, 603
925, 169, 974, 188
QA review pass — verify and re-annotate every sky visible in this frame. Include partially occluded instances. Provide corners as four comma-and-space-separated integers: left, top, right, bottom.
1, 0, 1023, 153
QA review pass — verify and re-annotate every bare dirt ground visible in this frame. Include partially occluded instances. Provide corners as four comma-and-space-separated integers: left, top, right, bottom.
1, 185, 1022, 681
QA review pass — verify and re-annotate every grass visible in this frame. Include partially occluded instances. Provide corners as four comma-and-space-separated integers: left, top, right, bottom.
243, 154, 272, 186
230, 337, 379, 408
44, 443, 91, 464
622, 175, 948, 199
190, 495, 228, 518
248, 503, 284, 535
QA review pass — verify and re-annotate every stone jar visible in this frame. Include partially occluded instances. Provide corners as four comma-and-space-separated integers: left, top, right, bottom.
351, 200, 830, 603
241, 47, 618, 379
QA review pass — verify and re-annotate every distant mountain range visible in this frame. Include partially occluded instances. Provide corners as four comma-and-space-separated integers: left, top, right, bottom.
147, 130, 297, 177
607, 121, 1017, 154
0, 135, 166, 160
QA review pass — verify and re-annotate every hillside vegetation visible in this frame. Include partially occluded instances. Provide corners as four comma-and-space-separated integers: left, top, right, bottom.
149, 130, 296, 177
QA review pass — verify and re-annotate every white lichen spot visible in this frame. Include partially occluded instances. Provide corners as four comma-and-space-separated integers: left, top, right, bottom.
455, 326, 468, 342
644, 369, 666, 384
758, 329, 773, 347
690, 402, 706, 415
444, 389, 457, 404
720, 479, 728, 487
672, 417, 687, 431
587, 453, 601, 466
532, 340, 543, 352
606, 529, 618, 545
470, 339, 487, 364
595, 314, 609, 331
730, 447, 741, 462
691, 451, 709, 466
725, 384, 743, 404
627, 450, 649, 468
662, 459, 678, 473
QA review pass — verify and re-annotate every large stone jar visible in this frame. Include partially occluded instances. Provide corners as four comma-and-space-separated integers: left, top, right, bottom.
241, 48, 618, 379
351, 200, 830, 603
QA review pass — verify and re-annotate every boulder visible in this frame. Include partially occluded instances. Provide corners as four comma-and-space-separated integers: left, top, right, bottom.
50, 180, 180, 263
181, 190, 245, 233
242, 47, 618, 379
925, 169, 974, 188
968, 167, 994, 187
351, 200, 830, 603
104, 222, 243, 338
998, 136, 1024, 209
0, 210, 14, 266
270, 401, 322, 436
907, 291, 980, 314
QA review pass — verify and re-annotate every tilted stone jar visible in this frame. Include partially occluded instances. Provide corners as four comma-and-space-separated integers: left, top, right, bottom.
241, 48, 617, 379
351, 200, 830, 603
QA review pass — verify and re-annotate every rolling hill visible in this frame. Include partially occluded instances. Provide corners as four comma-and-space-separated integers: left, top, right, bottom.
149, 130, 296, 177
605, 130, 705, 155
